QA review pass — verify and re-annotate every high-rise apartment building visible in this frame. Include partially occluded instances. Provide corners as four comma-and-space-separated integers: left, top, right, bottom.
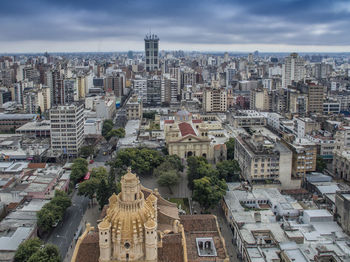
146, 78, 161, 106
161, 78, 178, 104
144, 33, 159, 72
282, 53, 305, 88
50, 103, 84, 157
202, 87, 227, 113
307, 83, 324, 114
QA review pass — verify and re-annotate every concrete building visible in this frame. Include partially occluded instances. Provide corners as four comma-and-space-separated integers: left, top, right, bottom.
133, 77, 147, 104
126, 95, 143, 120
95, 97, 116, 120
37, 86, 51, 112
250, 88, 269, 111
283, 137, 317, 179
202, 87, 227, 113
146, 78, 161, 106
335, 190, 350, 234
282, 53, 305, 88
307, 83, 324, 114
50, 103, 84, 157
161, 77, 177, 104
234, 132, 299, 189
145, 33, 159, 72
229, 110, 266, 128
0, 114, 37, 132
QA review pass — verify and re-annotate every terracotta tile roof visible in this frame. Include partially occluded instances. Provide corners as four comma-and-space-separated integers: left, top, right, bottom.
180, 215, 228, 261
181, 215, 218, 232
75, 231, 100, 262
178, 122, 196, 137
192, 119, 202, 124
214, 144, 226, 150
158, 233, 184, 262
164, 120, 175, 124
27, 163, 47, 169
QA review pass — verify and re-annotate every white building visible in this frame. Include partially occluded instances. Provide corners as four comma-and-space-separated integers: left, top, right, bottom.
282, 53, 305, 88
50, 103, 84, 157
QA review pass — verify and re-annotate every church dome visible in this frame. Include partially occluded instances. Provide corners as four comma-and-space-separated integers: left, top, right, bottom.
99, 168, 156, 243
175, 107, 192, 121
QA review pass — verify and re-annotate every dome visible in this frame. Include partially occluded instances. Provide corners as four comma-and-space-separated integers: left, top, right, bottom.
99, 171, 157, 241
175, 107, 192, 121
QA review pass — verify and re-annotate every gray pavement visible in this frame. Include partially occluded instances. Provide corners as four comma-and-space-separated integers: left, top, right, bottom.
46, 191, 89, 260
64, 202, 102, 262
139, 167, 191, 199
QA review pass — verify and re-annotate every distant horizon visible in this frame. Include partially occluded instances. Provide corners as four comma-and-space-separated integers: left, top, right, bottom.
2, 50, 350, 56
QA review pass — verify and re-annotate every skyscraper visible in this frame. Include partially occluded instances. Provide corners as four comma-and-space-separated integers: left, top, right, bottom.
144, 33, 159, 72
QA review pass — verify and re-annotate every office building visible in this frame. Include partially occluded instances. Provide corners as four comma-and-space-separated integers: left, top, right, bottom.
144, 33, 159, 72
50, 103, 84, 157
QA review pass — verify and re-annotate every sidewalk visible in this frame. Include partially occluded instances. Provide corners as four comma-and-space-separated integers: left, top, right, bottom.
63, 202, 101, 262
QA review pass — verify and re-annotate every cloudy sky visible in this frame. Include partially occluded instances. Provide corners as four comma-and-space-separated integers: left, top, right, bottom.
1, 0, 350, 53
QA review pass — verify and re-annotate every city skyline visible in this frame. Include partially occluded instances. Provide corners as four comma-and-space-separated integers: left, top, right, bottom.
1, 0, 350, 53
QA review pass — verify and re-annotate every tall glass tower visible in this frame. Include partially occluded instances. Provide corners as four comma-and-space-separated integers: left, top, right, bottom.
144, 33, 159, 72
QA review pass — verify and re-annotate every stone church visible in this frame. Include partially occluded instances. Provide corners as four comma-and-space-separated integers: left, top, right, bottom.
71, 168, 229, 262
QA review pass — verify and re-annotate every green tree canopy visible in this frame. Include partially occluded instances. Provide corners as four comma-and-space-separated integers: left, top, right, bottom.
102, 120, 114, 138
225, 138, 235, 160
37, 209, 56, 233
192, 176, 227, 211
14, 238, 42, 262
36, 191, 71, 233
106, 128, 125, 141
216, 159, 241, 182
142, 111, 156, 120
187, 156, 218, 190
15, 240, 61, 262
79, 145, 95, 158
112, 147, 164, 176
78, 178, 99, 200
70, 158, 88, 184
96, 179, 110, 208
157, 169, 180, 194
316, 156, 327, 172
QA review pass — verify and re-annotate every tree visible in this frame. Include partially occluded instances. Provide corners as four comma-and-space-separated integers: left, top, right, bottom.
106, 128, 125, 141
37, 209, 56, 233
112, 148, 164, 176
164, 155, 184, 172
27, 244, 61, 262
187, 156, 218, 190
142, 111, 156, 120
102, 120, 114, 138
79, 145, 95, 158
96, 179, 110, 208
14, 238, 42, 262
78, 178, 99, 204
91, 167, 108, 181
192, 176, 227, 211
216, 159, 241, 182
70, 158, 88, 184
51, 191, 71, 210
225, 138, 235, 160
316, 156, 327, 172
157, 169, 180, 194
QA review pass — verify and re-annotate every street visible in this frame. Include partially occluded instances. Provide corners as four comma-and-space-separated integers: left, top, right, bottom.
46, 191, 89, 259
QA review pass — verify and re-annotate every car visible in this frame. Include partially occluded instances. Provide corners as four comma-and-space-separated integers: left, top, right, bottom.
75, 183, 79, 189
89, 159, 94, 164
103, 152, 107, 155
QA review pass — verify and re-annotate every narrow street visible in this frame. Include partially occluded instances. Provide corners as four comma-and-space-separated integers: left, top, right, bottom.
45, 191, 89, 259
